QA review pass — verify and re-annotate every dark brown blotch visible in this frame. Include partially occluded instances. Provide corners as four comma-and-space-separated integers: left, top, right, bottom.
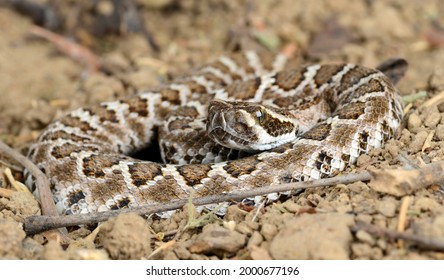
109, 197, 131, 210
140, 175, 182, 202
314, 64, 345, 87
301, 123, 332, 141
42, 130, 90, 142
354, 78, 385, 97
67, 190, 85, 206
160, 88, 181, 105
82, 154, 121, 178
334, 102, 366, 119
183, 80, 208, 94
260, 115, 296, 137
51, 143, 85, 159
337, 66, 378, 93
230, 53, 255, 74
128, 162, 163, 187
177, 164, 212, 186
273, 68, 306, 91
223, 156, 260, 178
125, 97, 149, 117
60, 115, 96, 132
226, 78, 261, 100
94, 105, 119, 123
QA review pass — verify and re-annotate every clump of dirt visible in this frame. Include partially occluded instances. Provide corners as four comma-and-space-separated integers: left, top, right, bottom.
1, 0, 444, 260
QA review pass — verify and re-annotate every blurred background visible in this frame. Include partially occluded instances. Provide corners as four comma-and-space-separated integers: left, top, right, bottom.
1, 0, 443, 145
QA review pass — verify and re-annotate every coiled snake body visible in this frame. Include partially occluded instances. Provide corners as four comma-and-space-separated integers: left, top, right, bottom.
28, 52, 405, 215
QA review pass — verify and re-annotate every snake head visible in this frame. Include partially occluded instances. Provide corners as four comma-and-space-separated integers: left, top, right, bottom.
207, 99, 299, 151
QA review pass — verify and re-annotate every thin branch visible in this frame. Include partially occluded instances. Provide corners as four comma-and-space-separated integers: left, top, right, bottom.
23, 171, 371, 235
0, 140, 57, 216
352, 221, 444, 252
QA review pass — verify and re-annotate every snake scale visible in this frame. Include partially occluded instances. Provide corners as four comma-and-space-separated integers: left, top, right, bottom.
27, 51, 405, 216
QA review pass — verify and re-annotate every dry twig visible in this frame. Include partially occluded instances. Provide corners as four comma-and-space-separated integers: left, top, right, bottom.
23, 171, 372, 235
30, 25, 101, 72
397, 196, 411, 248
352, 221, 444, 252
0, 140, 57, 216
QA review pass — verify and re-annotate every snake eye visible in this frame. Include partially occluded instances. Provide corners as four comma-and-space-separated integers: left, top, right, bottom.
255, 109, 266, 123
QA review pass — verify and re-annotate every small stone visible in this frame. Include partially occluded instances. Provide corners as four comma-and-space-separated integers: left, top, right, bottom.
223, 221, 236, 231
409, 130, 429, 153
246, 220, 260, 230
187, 224, 247, 257
236, 221, 254, 236
376, 239, 387, 250
413, 214, 444, 238
224, 205, 247, 223
435, 124, 444, 141
356, 154, 372, 167
97, 213, 152, 260
355, 230, 375, 245
282, 200, 301, 213
42, 240, 69, 260
269, 213, 354, 259
376, 197, 397, 218
260, 223, 278, 241
0, 219, 26, 259
413, 197, 441, 212
424, 112, 441, 128
173, 246, 191, 260
407, 113, 422, 130
355, 214, 373, 224
351, 243, 383, 259
247, 231, 264, 247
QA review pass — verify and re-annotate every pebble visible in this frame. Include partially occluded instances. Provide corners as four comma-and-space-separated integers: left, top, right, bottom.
424, 112, 441, 128
236, 221, 254, 236
413, 197, 441, 212
269, 213, 354, 259
413, 214, 444, 238
409, 130, 429, 153
351, 243, 383, 259
407, 113, 422, 130
282, 200, 301, 213
173, 246, 191, 260
97, 213, 152, 260
247, 231, 264, 247
0, 219, 26, 259
435, 124, 444, 141
355, 230, 375, 245
375, 197, 397, 218
260, 223, 278, 241
187, 224, 246, 257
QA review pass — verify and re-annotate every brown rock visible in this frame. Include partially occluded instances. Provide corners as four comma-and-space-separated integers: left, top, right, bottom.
97, 213, 152, 259
376, 197, 397, 217
424, 112, 441, 128
0, 219, 26, 259
269, 213, 354, 259
409, 130, 429, 153
260, 223, 278, 241
407, 113, 422, 130
187, 224, 246, 257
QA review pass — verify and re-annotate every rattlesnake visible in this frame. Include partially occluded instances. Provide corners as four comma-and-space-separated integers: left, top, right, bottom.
27, 51, 406, 216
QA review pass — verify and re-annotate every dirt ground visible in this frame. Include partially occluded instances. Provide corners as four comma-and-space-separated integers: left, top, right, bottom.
1, 0, 444, 260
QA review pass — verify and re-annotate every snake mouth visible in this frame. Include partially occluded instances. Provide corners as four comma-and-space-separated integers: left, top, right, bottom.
208, 126, 254, 150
